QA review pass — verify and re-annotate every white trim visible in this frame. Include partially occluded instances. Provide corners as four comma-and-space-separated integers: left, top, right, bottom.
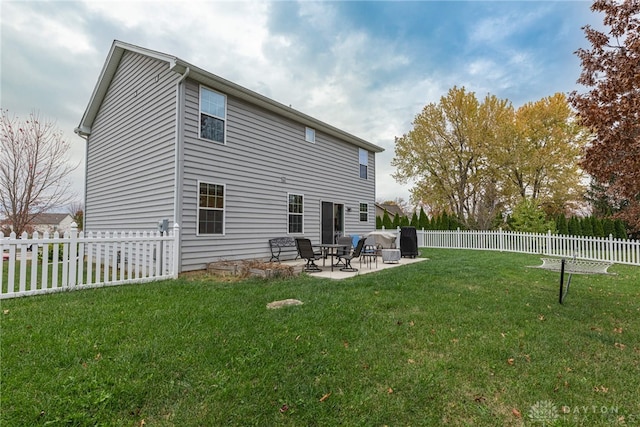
359, 148, 369, 180
359, 202, 369, 222
305, 127, 316, 143
287, 192, 304, 235
198, 84, 227, 145
196, 180, 226, 236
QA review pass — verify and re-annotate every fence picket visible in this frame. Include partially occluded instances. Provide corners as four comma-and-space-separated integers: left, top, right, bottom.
2, 223, 180, 299
414, 229, 639, 267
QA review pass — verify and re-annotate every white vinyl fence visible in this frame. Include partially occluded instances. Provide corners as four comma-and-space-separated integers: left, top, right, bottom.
1, 223, 179, 299
382, 228, 640, 266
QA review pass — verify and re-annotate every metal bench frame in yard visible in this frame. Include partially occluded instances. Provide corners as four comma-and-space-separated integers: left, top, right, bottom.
534, 257, 614, 304
269, 237, 300, 262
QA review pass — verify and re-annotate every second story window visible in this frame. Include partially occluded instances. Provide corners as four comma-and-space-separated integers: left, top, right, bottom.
200, 86, 226, 143
359, 148, 368, 179
305, 127, 315, 143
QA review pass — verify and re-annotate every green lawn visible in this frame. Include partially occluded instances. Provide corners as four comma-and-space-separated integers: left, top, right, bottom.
1, 249, 639, 426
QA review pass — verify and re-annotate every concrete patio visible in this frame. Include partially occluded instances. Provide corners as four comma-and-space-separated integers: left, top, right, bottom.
282, 255, 428, 280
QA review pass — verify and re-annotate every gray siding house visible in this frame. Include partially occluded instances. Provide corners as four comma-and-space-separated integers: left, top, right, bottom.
75, 40, 383, 272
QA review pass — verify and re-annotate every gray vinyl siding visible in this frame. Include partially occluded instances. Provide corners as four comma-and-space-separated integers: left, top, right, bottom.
85, 51, 179, 232
179, 80, 376, 271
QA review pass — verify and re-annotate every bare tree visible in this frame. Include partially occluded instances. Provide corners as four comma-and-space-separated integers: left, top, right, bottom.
0, 110, 78, 235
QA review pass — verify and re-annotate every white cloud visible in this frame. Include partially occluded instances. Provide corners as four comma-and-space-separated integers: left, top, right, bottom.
1, 0, 592, 209
2, 2, 94, 56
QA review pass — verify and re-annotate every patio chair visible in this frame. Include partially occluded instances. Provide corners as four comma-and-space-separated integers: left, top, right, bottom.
337, 238, 366, 272
295, 238, 322, 272
361, 236, 378, 269
333, 236, 352, 267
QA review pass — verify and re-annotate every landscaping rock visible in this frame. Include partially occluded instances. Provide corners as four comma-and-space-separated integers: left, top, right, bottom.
266, 299, 304, 309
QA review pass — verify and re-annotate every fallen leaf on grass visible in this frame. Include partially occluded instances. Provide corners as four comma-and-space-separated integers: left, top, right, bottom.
343, 341, 349, 348
613, 327, 623, 334
593, 385, 609, 393
538, 314, 546, 321
615, 342, 626, 350
387, 388, 394, 394
319, 392, 331, 402
512, 408, 521, 418
507, 358, 515, 366
3, 310, 9, 315
279, 404, 289, 413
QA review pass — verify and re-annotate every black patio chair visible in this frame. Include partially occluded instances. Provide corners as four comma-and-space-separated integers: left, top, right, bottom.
333, 236, 352, 267
295, 238, 322, 272
337, 238, 366, 272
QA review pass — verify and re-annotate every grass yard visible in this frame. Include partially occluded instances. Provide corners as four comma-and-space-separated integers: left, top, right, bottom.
1, 249, 639, 426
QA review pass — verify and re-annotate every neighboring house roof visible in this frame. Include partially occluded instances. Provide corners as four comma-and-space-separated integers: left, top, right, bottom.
75, 40, 384, 154
375, 203, 405, 217
30, 213, 72, 225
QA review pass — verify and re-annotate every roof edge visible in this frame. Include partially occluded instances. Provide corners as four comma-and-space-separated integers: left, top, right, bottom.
75, 41, 384, 153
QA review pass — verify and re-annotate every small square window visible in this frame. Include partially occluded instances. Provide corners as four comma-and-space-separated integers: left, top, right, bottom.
305, 127, 315, 143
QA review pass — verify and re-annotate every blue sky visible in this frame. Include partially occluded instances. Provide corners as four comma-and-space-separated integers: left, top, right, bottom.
1, 1, 602, 205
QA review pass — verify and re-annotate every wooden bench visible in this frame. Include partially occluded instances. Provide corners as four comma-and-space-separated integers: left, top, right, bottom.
533, 257, 614, 303
269, 237, 299, 262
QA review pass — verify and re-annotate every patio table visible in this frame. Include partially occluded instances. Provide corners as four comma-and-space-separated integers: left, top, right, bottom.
317, 243, 350, 272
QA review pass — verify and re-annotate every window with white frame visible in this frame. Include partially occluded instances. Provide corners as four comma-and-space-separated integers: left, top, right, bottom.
305, 127, 315, 143
288, 193, 303, 233
359, 148, 368, 179
198, 182, 225, 234
200, 86, 226, 143
359, 203, 368, 222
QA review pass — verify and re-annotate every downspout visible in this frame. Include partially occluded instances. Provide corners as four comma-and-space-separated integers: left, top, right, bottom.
173, 67, 190, 273
75, 131, 89, 232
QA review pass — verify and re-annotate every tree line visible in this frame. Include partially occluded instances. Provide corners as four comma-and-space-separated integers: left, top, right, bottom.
391, 2, 639, 236
376, 207, 628, 240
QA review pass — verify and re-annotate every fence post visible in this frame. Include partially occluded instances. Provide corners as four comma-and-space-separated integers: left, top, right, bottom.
608, 233, 614, 262
456, 228, 461, 248
6, 232, 17, 294
68, 223, 78, 287
499, 228, 504, 252
546, 230, 552, 256
171, 223, 180, 279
